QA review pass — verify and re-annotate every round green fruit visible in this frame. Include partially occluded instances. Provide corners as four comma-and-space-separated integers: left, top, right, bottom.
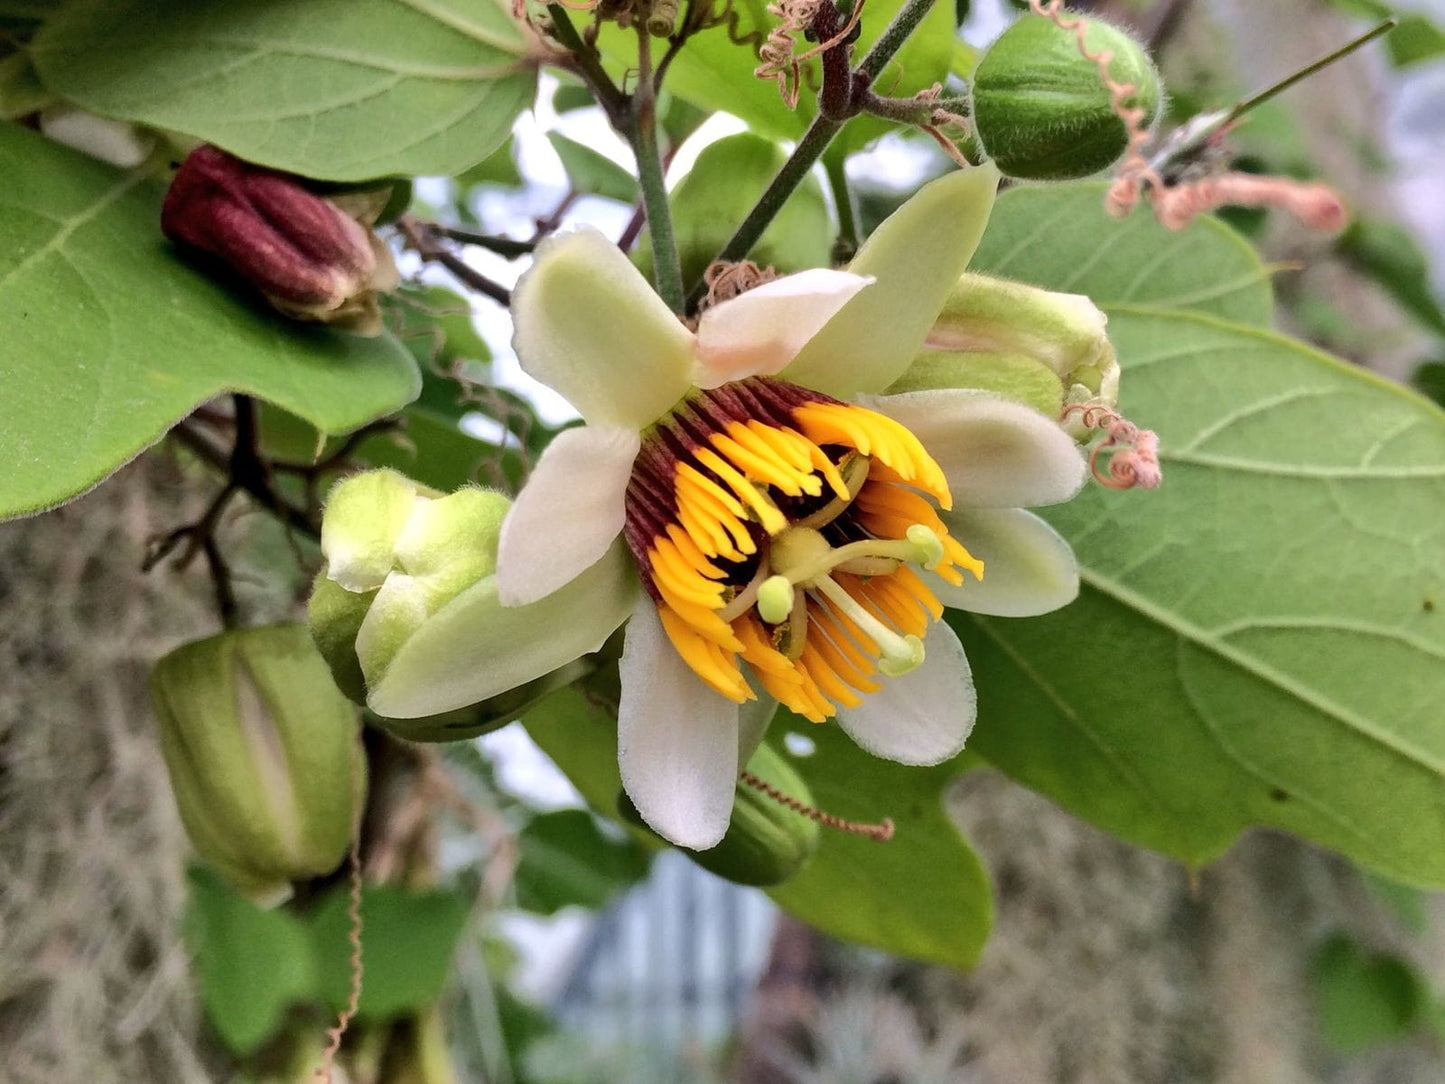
971, 14, 1162, 181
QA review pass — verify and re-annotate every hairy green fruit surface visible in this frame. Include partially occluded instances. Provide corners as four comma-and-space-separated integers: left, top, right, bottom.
149, 624, 364, 902
971, 14, 1161, 181
622, 741, 821, 886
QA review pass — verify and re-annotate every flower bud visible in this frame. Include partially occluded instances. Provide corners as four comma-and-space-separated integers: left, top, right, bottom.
620, 742, 821, 886
150, 624, 365, 902
971, 14, 1162, 181
161, 145, 400, 334
890, 272, 1118, 436
312, 469, 550, 741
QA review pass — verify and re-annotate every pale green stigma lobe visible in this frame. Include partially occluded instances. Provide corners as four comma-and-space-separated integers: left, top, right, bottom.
757, 575, 796, 625
812, 576, 926, 677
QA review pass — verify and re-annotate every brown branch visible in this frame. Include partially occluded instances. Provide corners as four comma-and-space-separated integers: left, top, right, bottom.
398, 215, 513, 307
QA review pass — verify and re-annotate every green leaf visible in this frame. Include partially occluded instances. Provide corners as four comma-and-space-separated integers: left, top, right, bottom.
455, 134, 525, 191
1413, 361, 1445, 409
1338, 217, 1445, 338
308, 883, 471, 1020
393, 284, 491, 377
766, 715, 993, 969
1385, 15, 1445, 68
31, 0, 538, 181
0, 124, 419, 520
186, 866, 318, 1057
610, 0, 956, 153
513, 808, 651, 915
969, 181, 1274, 325
522, 685, 993, 968
1312, 934, 1426, 1052
552, 82, 596, 115
635, 132, 831, 288
952, 310, 1445, 885
545, 132, 639, 204
355, 407, 524, 493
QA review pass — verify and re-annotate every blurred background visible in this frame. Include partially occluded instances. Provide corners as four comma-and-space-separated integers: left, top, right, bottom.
3, 0, 1445, 1081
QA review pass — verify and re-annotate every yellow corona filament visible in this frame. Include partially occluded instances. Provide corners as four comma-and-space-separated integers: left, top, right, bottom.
793, 402, 951, 506
640, 395, 987, 723
658, 608, 751, 702
688, 448, 787, 535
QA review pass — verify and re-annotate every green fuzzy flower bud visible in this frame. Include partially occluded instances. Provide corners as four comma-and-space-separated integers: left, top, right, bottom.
312, 469, 586, 742
890, 271, 1118, 438
150, 624, 364, 902
971, 14, 1162, 181
621, 742, 820, 887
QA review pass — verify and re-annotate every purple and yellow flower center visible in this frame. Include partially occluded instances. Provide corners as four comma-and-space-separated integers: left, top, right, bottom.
623, 378, 984, 723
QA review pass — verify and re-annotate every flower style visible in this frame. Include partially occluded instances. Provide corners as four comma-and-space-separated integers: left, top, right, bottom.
368, 165, 1090, 849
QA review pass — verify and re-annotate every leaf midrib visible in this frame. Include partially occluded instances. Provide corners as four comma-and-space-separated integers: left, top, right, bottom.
1079, 565, 1445, 779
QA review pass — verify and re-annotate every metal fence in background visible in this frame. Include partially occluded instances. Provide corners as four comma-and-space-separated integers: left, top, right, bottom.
551, 851, 778, 1077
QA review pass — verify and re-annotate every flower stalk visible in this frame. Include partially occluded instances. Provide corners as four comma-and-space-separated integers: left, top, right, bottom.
632, 24, 686, 312
684, 0, 943, 308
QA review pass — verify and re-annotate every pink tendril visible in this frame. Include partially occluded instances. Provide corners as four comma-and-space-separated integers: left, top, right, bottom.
1027, 0, 1160, 216
1151, 173, 1348, 233
1063, 405, 1162, 490
1028, 2, 1348, 234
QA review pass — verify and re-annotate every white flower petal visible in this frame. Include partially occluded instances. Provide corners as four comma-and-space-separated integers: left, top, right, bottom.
782, 164, 1000, 398
511, 228, 696, 428
364, 541, 636, 719
931, 507, 1079, 617
496, 426, 640, 606
736, 691, 777, 767
869, 389, 1086, 507
617, 600, 742, 850
835, 621, 976, 765
693, 269, 873, 388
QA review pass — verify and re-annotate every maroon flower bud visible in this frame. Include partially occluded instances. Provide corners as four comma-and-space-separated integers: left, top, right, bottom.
161, 145, 398, 335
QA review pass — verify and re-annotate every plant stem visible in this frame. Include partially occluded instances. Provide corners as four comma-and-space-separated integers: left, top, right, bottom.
856, 0, 941, 81
429, 225, 536, 259
683, 0, 942, 309
399, 215, 513, 307
684, 115, 840, 309
546, 4, 628, 126
823, 149, 859, 262
631, 26, 685, 312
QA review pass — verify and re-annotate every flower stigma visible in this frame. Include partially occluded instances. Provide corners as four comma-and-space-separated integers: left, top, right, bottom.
623, 377, 985, 723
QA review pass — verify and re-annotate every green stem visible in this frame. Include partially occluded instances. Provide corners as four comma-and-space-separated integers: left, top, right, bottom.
682, 0, 942, 308
685, 116, 841, 309
823, 149, 859, 262
546, 4, 628, 125
631, 26, 685, 312
856, 0, 941, 81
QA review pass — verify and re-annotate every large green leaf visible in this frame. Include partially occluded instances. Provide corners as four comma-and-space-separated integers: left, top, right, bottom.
309, 883, 471, 1020
952, 309, 1445, 885
30, 0, 537, 181
0, 124, 419, 519
513, 808, 651, 915
634, 132, 831, 288
969, 182, 1274, 326
522, 686, 993, 968
186, 866, 318, 1057
766, 715, 992, 969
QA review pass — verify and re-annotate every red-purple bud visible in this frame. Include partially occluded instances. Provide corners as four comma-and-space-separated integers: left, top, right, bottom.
161, 145, 398, 334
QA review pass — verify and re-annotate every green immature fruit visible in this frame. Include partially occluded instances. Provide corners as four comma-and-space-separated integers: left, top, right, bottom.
621, 742, 821, 886
890, 271, 1119, 439
971, 14, 1162, 181
149, 624, 364, 902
